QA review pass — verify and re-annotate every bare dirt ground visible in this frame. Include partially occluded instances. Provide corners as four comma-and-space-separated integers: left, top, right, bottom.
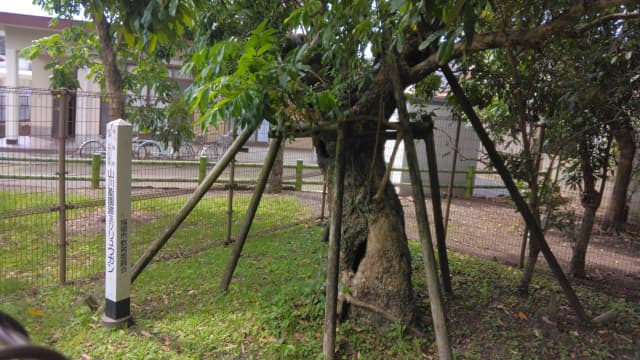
399, 196, 640, 301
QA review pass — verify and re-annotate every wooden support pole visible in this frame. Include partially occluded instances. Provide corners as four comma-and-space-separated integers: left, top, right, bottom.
374, 131, 402, 201
424, 124, 453, 295
389, 55, 453, 360
441, 65, 589, 323
130, 127, 255, 283
320, 174, 327, 221
443, 116, 462, 233
322, 123, 346, 360
220, 133, 284, 291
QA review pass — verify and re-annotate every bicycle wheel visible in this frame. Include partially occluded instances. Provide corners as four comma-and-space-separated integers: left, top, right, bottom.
176, 143, 195, 160
131, 140, 145, 159
138, 142, 163, 159
78, 140, 105, 158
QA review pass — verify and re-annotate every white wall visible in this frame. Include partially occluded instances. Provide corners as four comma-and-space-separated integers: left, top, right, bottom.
393, 98, 480, 196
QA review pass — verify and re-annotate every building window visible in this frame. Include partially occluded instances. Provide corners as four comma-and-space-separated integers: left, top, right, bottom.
0, 88, 32, 122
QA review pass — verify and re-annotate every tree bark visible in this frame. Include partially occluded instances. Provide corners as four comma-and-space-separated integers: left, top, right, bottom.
518, 125, 545, 294
603, 119, 636, 232
266, 140, 285, 193
315, 126, 415, 326
569, 138, 606, 278
94, 14, 125, 120
570, 200, 599, 278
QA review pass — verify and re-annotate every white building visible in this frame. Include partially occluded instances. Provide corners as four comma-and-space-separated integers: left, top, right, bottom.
385, 96, 481, 196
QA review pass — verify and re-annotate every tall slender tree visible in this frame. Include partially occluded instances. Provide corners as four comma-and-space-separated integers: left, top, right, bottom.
32, 0, 196, 120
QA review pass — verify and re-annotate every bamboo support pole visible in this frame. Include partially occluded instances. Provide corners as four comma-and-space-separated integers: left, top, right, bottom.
220, 133, 284, 291
226, 128, 238, 244
131, 127, 255, 283
322, 124, 347, 360
441, 65, 589, 323
389, 55, 453, 360
424, 124, 452, 295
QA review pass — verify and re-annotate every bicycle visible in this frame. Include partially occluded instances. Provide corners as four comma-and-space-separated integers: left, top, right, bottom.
135, 140, 196, 160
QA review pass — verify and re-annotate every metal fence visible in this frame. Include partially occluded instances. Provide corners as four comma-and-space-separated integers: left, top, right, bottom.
1, 88, 638, 300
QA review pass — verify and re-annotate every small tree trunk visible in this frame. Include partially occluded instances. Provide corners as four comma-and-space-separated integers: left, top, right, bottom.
266, 140, 285, 193
569, 136, 607, 279
603, 120, 636, 232
570, 199, 599, 278
517, 125, 545, 294
94, 14, 125, 120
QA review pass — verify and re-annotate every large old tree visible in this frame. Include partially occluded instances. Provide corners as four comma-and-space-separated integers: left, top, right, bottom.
185, 0, 638, 324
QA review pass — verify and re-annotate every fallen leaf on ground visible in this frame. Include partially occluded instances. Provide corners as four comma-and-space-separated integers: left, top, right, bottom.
517, 311, 528, 320
27, 307, 43, 316
541, 316, 554, 325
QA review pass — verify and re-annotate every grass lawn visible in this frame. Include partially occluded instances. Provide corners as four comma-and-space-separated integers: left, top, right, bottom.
0, 191, 310, 296
1, 224, 639, 359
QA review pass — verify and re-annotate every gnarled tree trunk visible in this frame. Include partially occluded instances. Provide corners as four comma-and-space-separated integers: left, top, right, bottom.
315, 124, 415, 326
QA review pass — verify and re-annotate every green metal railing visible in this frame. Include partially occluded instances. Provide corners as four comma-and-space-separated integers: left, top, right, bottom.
0, 154, 508, 195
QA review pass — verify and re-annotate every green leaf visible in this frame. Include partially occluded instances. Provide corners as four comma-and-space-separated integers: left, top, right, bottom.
419, 29, 448, 51
436, 34, 456, 64
463, 4, 477, 46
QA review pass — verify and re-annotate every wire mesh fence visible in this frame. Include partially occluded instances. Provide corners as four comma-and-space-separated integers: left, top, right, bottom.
1, 88, 638, 301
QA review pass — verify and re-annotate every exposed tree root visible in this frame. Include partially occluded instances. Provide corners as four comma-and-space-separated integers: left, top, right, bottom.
338, 292, 427, 338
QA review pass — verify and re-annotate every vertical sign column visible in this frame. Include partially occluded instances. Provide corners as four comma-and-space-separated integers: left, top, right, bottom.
5, 48, 19, 144
103, 119, 133, 327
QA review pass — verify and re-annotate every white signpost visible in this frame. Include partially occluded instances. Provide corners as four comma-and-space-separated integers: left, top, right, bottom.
103, 119, 133, 327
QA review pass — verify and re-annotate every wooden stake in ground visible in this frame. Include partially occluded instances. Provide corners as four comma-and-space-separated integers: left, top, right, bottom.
388, 54, 453, 360
441, 65, 589, 323
131, 127, 255, 283
220, 133, 284, 291
322, 123, 347, 360
443, 115, 462, 234
424, 120, 453, 295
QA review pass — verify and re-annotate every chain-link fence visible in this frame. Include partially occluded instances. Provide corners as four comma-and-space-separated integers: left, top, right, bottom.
1, 88, 638, 301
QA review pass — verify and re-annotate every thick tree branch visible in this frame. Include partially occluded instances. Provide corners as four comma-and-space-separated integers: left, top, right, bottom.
408, 0, 636, 81
576, 12, 640, 33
